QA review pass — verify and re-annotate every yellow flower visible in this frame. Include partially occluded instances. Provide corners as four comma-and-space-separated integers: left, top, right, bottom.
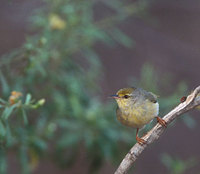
49, 14, 66, 30
9, 91, 22, 105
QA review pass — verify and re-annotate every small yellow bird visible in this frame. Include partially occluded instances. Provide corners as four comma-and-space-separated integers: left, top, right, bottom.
111, 87, 167, 145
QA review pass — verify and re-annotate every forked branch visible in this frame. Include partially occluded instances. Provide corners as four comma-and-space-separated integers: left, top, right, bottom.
115, 86, 200, 174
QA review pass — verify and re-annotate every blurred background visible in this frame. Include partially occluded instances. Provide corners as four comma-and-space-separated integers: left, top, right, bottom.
0, 0, 200, 174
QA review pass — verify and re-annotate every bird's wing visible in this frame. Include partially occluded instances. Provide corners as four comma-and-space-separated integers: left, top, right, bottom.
144, 91, 158, 103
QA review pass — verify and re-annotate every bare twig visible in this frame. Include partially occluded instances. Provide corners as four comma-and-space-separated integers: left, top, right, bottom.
115, 86, 200, 174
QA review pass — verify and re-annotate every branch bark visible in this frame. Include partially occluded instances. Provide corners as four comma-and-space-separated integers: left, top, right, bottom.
115, 86, 200, 174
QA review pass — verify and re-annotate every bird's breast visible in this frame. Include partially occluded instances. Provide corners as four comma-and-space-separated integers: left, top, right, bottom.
116, 101, 159, 128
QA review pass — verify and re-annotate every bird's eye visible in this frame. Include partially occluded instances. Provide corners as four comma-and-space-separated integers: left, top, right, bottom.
124, 95, 129, 99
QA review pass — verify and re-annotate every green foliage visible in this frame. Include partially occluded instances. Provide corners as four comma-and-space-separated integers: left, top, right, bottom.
0, 92, 44, 174
161, 153, 197, 174
0, 0, 195, 174
0, 0, 150, 173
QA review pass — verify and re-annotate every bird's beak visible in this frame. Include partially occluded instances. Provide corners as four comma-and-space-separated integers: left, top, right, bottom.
109, 94, 120, 99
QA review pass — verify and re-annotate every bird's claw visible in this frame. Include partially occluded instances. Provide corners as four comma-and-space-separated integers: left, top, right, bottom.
136, 136, 146, 145
156, 116, 167, 127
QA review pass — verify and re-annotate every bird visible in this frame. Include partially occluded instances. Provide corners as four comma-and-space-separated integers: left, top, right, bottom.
110, 87, 167, 145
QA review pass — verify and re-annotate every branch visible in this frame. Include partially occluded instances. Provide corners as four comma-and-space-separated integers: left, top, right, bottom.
115, 85, 200, 174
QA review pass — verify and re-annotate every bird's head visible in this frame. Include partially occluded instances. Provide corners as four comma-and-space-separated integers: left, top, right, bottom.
110, 87, 136, 109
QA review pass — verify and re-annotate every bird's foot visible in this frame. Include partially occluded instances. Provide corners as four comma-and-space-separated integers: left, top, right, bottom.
136, 136, 146, 145
156, 116, 167, 127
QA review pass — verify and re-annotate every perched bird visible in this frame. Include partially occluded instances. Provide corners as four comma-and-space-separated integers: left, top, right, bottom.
110, 87, 167, 145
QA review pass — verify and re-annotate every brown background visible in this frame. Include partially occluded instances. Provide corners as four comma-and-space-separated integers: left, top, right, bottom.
1, 0, 200, 173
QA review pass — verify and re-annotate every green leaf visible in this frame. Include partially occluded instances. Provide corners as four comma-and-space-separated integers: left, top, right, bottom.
25, 94, 32, 105
0, 120, 6, 137
22, 109, 28, 125
0, 98, 7, 104
0, 72, 9, 96
110, 29, 133, 47
5, 122, 14, 147
32, 137, 47, 151
1, 104, 18, 120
